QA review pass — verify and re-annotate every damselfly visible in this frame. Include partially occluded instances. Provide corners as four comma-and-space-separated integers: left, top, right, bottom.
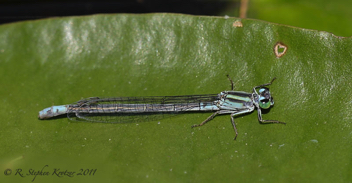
38, 76, 285, 140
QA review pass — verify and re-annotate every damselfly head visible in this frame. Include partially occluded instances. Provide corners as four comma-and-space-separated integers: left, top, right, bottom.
258, 87, 274, 109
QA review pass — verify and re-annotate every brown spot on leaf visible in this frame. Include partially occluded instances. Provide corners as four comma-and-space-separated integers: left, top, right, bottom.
274, 42, 287, 58
233, 20, 243, 28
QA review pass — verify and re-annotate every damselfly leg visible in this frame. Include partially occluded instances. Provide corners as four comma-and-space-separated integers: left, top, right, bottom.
226, 74, 234, 90
257, 107, 286, 125
230, 109, 253, 140
191, 111, 220, 128
253, 77, 276, 92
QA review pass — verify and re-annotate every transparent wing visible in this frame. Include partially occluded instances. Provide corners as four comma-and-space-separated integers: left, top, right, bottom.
67, 94, 219, 123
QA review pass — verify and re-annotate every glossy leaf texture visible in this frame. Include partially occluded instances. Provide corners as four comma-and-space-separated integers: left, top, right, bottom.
0, 14, 351, 182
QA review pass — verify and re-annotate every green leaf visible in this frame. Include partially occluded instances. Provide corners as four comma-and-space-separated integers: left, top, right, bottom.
1, 14, 351, 182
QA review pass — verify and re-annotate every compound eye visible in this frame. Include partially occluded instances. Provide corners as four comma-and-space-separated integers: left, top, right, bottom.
258, 88, 266, 94
259, 96, 271, 109
259, 87, 271, 96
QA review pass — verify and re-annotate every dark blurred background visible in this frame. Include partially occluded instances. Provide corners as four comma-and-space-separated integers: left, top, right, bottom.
0, 0, 352, 37
0, 0, 240, 24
